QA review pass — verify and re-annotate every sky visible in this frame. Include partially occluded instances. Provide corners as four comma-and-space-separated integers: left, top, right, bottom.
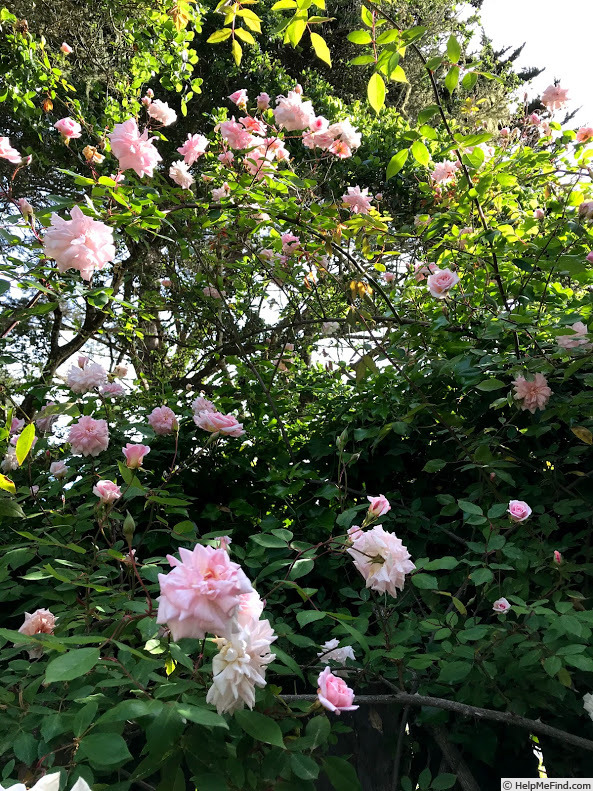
480, 0, 593, 127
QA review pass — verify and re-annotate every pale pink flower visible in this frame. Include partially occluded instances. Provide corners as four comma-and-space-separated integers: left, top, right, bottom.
576, 127, 593, 143
43, 205, 116, 281
50, 460, 68, 479
541, 84, 569, 112
302, 117, 334, 150
553, 550, 562, 565
342, 186, 372, 215
533, 208, 545, 220
512, 373, 552, 413
218, 151, 235, 166
109, 118, 162, 178
110, 172, 125, 184
273, 90, 315, 131
557, 321, 589, 350
67, 361, 107, 393
36, 402, 57, 433
218, 535, 232, 551
78, 355, 89, 368
294, 84, 303, 95
281, 232, 300, 254
146, 88, 154, 98
60, 42, 73, 54
347, 524, 415, 598
578, 201, 593, 220
123, 442, 151, 468
177, 133, 209, 165
240, 116, 267, 135
256, 92, 270, 110
367, 495, 390, 518
236, 589, 264, 629
500, 127, 510, 138
1, 449, 18, 472
203, 286, 222, 298
19, 608, 56, 636
100, 382, 125, 397
68, 416, 109, 456
206, 618, 276, 714
507, 499, 532, 522
328, 139, 352, 159
587, 252, 593, 264
211, 183, 231, 202
527, 112, 541, 125
54, 118, 81, 139
0, 137, 21, 164
142, 96, 152, 107
347, 525, 363, 542
431, 161, 457, 183
328, 119, 362, 150
169, 161, 194, 189
112, 364, 128, 378
157, 544, 254, 639
17, 198, 33, 217
413, 263, 431, 282
10, 417, 24, 434
427, 267, 460, 299
318, 639, 356, 666
229, 89, 248, 108
192, 396, 215, 414
493, 597, 511, 614
161, 278, 172, 287
321, 321, 340, 336
540, 120, 552, 136
148, 406, 178, 435
317, 666, 358, 714
220, 118, 256, 149
194, 410, 245, 437
30, 485, 39, 497
383, 272, 395, 283
93, 479, 122, 503
147, 99, 177, 126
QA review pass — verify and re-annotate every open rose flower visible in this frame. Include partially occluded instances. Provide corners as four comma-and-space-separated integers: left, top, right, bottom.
68, 415, 109, 456
43, 206, 116, 282
109, 118, 162, 178
148, 406, 178, 435
541, 84, 569, 112
317, 666, 358, 714
93, 480, 122, 503
19, 608, 57, 637
229, 89, 248, 108
177, 133, 209, 165
557, 321, 590, 350
427, 267, 460, 299
342, 186, 372, 215
0, 136, 22, 163
54, 118, 82, 139
274, 90, 315, 131
493, 597, 511, 614
194, 410, 245, 438
431, 161, 458, 183
123, 443, 151, 468
50, 460, 68, 479
169, 161, 194, 189
347, 525, 415, 598
147, 99, 177, 126
507, 499, 532, 522
512, 373, 552, 413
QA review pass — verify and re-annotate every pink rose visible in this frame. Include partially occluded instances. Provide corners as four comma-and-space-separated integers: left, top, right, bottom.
112, 364, 128, 378
194, 410, 245, 438
367, 495, 390, 518
0, 137, 21, 164
347, 525, 363, 542
67, 361, 107, 393
93, 479, 122, 503
493, 597, 511, 614
60, 42, 73, 54
157, 544, 253, 639
219, 118, 256, 150
100, 382, 125, 397
431, 161, 457, 183
557, 321, 589, 350
256, 92, 270, 110
50, 460, 68, 479
109, 118, 162, 178
147, 100, 177, 126
10, 417, 24, 435
342, 186, 372, 215
541, 84, 569, 112
383, 272, 395, 283
229, 89, 248, 108
211, 183, 231, 202
43, 205, 116, 281
54, 118, 82, 139
236, 589, 264, 629
347, 524, 415, 598
427, 267, 460, 299
218, 151, 235, 166
192, 395, 215, 414
527, 113, 541, 126
123, 443, 151, 468
177, 133, 209, 165
587, 252, 593, 264
533, 208, 545, 220
576, 127, 593, 143
169, 161, 194, 189
68, 415, 109, 456
512, 373, 552, 413
317, 666, 358, 714
553, 550, 562, 565
148, 406, 178, 436
328, 139, 352, 158
507, 499, 532, 522
18, 608, 57, 636
273, 90, 315, 131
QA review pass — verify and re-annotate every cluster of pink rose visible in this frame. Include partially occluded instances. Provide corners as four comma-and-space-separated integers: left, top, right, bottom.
67, 355, 125, 397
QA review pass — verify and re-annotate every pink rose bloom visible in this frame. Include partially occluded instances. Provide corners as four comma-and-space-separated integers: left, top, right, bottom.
157, 544, 253, 639
413, 263, 431, 282
576, 127, 593, 143
493, 597, 511, 614
342, 186, 372, 215
281, 232, 300, 254
169, 161, 194, 189
67, 361, 107, 393
328, 119, 362, 150
192, 396, 215, 414
54, 118, 82, 139
347, 525, 363, 542
236, 589, 264, 629
328, 139, 352, 159
194, 410, 245, 438
240, 116, 266, 135
587, 251, 593, 264
100, 382, 125, 397
68, 416, 109, 456
10, 417, 24, 434
229, 89, 248, 108
0, 137, 21, 163
203, 286, 222, 298
218, 151, 235, 166
541, 84, 569, 112
93, 479, 122, 503
60, 42, 73, 54
30, 485, 39, 497
36, 402, 57, 433
19, 608, 57, 636
211, 183, 231, 202
500, 127, 510, 138
512, 373, 552, 413
557, 321, 589, 350
43, 205, 116, 281
507, 499, 532, 522
431, 161, 458, 183
18, 198, 33, 217
553, 550, 562, 565
302, 117, 335, 150
123, 442, 151, 468
427, 267, 460, 299
347, 524, 415, 598
527, 112, 541, 125
109, 118, 162, 178
146, 88, 154, 98
177, 133, 209, 165
533, 208, 545, 220
148, 406, 178, 435
383, 272, 395, 283
147, 99, 177, 126
220, 118, 256, 150
578, 201, 593, 220
50, 460, 68, 479
256, 92, 270, 110
141, 96, 152, 107
273, 90, 315, 131
367, 495, 390, 518
317, 666, 358, 714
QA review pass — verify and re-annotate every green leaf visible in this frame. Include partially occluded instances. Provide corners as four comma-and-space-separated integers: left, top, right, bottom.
290, 753, 319, 780
289, 558, 314, 580
272, 0, 297, 8
323, 756, 362, 791
418, 104, 439, 124
96, 699, 163, 723
462, 72, 478, 91
15, 423, 35, 466
386, 149, 408, 180
438, 661, 472, 684
45, 648, 100, 683
0, 474, 16, 495
251, 533, 288, 548
411, 139, 430, 167
412, 573, 438, 590
432, 774, 457, 790
444, 65, 460, 93
77, 733, 132, 766
235, 27, 256, 45
296, 610, 326, 627
347, 30, 372, 44
231, 38, 242, 65
543, 656, 562, 677
487, 503, 508, 519
305, 715, 331, 749
476, 378, 506, 392
458, 500, 483, 515
174, 703, 229, 728
367, 73, 385, 114
446, 35, 461, 64
564, 654, 593, 672
422, 459, 446, 473
469, 568, 494, 586
235, 709, 285, 748
310, 32, 331, 65
423, 556, 459, 571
